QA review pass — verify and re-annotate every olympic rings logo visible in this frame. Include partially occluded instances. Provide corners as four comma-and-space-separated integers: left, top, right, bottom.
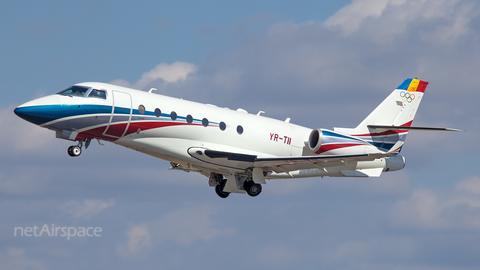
400, 91, 415, 103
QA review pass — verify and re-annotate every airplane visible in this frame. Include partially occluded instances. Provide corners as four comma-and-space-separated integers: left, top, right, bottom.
14, 78, 460, 198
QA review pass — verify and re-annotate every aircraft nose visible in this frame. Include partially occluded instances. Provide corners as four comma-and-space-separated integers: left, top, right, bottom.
14, 95, 62, 125
14, 106, 42, 125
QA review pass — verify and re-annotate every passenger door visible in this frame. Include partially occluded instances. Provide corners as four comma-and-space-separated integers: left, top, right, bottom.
103, 91, 132, 138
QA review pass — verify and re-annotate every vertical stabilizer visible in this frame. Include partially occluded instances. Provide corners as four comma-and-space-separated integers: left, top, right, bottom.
333, 78, 428, 152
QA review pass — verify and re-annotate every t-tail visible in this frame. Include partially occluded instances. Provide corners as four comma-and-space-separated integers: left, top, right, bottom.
334, 78, 460, 153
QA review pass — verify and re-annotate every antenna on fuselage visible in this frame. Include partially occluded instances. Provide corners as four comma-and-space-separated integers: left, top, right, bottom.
148, 88, 157, 93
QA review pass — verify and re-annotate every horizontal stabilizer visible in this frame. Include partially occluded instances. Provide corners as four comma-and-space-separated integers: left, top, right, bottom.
367, 125, 463, 132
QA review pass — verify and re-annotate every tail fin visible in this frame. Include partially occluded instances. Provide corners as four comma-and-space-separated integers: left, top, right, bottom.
333, 78, 428, 153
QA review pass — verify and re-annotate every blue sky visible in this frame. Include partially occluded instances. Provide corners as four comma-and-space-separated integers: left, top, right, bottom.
2, 0, 350, 104
2, 0, 480, 269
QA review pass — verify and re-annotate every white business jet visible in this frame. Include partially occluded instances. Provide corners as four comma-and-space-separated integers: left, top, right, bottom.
14, 78, 459, 198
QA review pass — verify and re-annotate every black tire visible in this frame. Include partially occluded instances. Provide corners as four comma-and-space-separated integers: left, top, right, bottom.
246, 182, 262, 197
215, 185, 230, 198
67, 146, 75, 157
68, 145, 81, 157
243, 180, 252, 191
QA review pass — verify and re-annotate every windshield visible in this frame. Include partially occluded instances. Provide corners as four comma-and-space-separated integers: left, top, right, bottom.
88, 89, 107, 99
57, 86, 90, 97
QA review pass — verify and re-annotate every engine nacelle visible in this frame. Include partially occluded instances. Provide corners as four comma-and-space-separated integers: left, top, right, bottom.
308, 128, 324, 154
384, 155, 406, 172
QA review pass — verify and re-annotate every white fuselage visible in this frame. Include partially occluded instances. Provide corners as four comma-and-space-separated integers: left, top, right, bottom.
14, 82, 406, 196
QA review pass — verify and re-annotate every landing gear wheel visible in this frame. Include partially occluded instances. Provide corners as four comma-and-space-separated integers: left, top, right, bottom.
67, 145, 82, 157
215, 180, 230, 198
244, 181, 262, 197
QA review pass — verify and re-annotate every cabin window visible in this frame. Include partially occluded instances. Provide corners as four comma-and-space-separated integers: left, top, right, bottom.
88, 89, 107, 99
155, 108, 161, 117
186, 115, 193, 124
58, 86, 89, 97
170, 111, 177, 120
219, 122, 226, 131
138, 105, 146, 114
202, 118, 209, 127
237, 125, 243, 134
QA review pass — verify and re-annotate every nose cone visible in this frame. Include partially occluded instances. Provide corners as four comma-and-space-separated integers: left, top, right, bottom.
14, 106, 41, 125
14, 95, 62, 125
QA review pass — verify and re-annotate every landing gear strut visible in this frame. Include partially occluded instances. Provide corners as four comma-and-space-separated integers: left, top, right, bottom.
67, 138, 91, 157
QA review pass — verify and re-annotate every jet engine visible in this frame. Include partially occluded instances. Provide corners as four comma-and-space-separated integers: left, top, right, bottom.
308, 128, 324, 154
384, 155, 406, 172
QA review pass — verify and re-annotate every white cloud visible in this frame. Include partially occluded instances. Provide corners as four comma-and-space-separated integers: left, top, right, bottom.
324, 0, 475, 43
117, 205, 233, 258
116, 224, 153, 257
104, 0, 479, 139
455, 176, 480, 194
137, 61, 197, 86
156, 205, 232, 246
389, 176, 480, 230
110, 61, 197, 90
59, 199, 115, 219
0, 106, 57, 155
324, 0, 394, 33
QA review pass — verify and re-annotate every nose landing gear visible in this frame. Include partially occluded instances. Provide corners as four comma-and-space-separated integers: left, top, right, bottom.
67, 145, 82, 157
67, 138, 91, 157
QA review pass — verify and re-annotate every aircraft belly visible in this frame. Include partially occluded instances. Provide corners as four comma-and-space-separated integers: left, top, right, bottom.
117, 137, 197, 162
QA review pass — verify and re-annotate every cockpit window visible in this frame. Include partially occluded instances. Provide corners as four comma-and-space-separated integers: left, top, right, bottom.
88, 89, 107, 99
58, 86, 89, 97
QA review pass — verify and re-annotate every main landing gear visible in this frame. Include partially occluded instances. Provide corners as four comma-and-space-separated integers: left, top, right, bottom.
215, 179, 230, 198
212, 173, 262, 198
243, 181, 262, 197
67, 138, 91, 157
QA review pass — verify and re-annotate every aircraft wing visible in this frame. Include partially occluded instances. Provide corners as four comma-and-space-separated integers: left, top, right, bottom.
254, 152, 394, 173
192, 148, 393, 173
